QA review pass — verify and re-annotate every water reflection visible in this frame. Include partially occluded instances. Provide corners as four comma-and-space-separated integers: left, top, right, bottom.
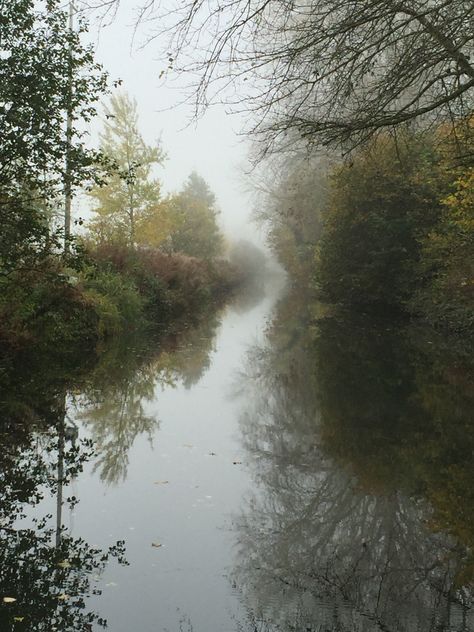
76, 340, 160, 485
0, 299, 227, 629
233, 291, 474, 631
76, 305, 225, 484
0, 356, 126, 630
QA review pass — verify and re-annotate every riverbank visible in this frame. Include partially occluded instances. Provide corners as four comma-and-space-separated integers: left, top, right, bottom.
0, 272, 279, 631
0, 242, 250, 360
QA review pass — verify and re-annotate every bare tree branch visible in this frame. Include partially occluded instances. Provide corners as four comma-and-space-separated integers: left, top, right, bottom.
85, 0, 474, 155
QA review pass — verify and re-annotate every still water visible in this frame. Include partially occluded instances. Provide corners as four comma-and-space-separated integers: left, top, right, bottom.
69, 285, 278, 632
2, 280, 474, 631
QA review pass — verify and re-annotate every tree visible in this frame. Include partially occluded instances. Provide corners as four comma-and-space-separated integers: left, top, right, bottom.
0, 0, 108, 269
88, 92, 166, 247
316, 131, 447, 308
255, 155, 328, 281
120, 0, 474, 155
0, 1, 111, 345
0, 0, 108, 195
169, 172, 224, 259
412, 161, 474, 329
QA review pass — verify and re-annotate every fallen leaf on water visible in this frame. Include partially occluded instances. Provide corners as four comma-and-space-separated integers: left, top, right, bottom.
13, 617, 24, 622
57, 594, 69, 601
3, 597, 16, 603
154, 480, 169, 485
151, 542, 162, 548
232, 461, 242, 465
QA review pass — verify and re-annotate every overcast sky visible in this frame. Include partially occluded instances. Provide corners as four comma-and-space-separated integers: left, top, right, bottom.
81, 2, 263, 244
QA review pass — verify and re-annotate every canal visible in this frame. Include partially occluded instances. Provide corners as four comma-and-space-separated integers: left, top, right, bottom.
2, 276, 474, 632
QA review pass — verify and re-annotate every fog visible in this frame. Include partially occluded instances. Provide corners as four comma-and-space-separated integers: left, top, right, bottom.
82, 3, 261, 245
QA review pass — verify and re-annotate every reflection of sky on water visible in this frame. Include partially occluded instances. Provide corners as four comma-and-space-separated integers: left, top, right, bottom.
232, 296, 474, 632
66, 288, 278, 632
4, 278, 474, 632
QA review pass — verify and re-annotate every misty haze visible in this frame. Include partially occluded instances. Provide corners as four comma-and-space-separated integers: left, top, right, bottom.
0, 1, 473, 631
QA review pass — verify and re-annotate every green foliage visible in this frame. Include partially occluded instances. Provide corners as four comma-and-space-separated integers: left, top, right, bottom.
0, 262, 99, 352
169, 171, 224, 260
0, 4, 232, 348
81, 288, 123, 338
82, 267, 144, 334
0, 0, 108, 199
86, 242, 236, 327
0, 195, 56, 276
0, 1, 111, 347
317, 132, 444, 309
257, 157, 327, 283
411, 165, 474, 329
260, 122, 473, 329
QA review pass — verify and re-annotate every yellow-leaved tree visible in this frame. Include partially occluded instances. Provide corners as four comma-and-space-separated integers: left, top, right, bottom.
87, 93, 172, 247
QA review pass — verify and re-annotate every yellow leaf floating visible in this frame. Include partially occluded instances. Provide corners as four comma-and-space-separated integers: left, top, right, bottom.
57, 594, 69, 601
151, 542, 162, 548
13, 617, 24, 622
3, 597, 16, 603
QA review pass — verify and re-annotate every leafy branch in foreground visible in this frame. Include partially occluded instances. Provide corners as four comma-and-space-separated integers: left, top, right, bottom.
0, 0, 108, 199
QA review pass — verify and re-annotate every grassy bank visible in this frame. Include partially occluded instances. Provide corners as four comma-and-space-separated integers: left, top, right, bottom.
0, 242, 242, 360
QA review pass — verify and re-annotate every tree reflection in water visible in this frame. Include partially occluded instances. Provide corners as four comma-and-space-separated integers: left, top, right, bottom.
233, 292, 474, 632
0, 351, 127, 631
76, 304, 225, 484
0, 296, 229, 628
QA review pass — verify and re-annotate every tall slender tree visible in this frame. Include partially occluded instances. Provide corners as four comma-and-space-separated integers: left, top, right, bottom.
0, 0, 108, 271
88, 93, 166, 247
169, 172, 224, 260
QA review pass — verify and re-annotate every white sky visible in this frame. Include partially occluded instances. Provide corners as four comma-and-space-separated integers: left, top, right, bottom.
82, 2, 263, 244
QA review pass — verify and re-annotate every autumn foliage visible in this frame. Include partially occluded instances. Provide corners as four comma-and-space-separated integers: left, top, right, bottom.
263, 120, 473, 330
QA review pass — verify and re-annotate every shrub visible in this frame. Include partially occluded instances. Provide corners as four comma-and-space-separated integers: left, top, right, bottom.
411, 167, 474, 330
86, 243, 234, 323
316, 132, 446, 310
0, 263, 100, 352
81, 268, 144, 332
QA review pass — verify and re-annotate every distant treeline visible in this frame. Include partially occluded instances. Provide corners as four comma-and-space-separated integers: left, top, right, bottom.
258, 120, 473, 330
